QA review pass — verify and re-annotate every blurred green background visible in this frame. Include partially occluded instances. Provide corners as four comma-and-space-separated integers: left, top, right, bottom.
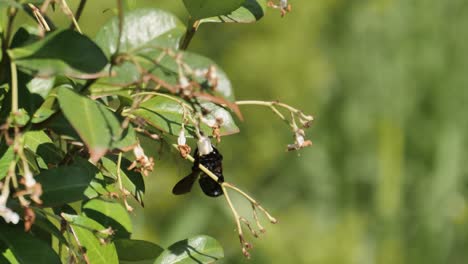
36, 0, 468, 263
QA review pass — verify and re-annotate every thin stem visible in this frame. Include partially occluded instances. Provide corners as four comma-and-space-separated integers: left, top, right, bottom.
180, 19, 200, 50
4, 6, 18, 50
10, 61, 18, 114
28, 3, 51, 32
116, 152, 133, 211
222, 184, 250, 258
224, 182, 277, 223
60, 0, 82, 33
68, 225, 91, 264
40, 0, 52, 13
115, 0, 124, 56
72, 0, 87, 26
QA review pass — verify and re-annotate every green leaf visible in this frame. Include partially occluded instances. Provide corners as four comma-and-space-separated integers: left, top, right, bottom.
131, 96, 239, 137
95, 8, 185, 56
33, 209, 68, 245
93, 8, 185, 92
101, 156, 145, 206
1, 248, 19, 264
0, 0, 22, 9
0, 223, 61, 264
9, 29, 108, 76
83, 170, 117, 199
183, 0, 245, 19
115, 239, 163, 262
0, 145, 14, 181
24, 130, 63, 167
154, 235, 224, 264
0, 71, 55, 123
82, 198, 132, 238
35, 163, 95, 206
61, 214, 119, 264
56, 86, 108, 151
200, 0, 266, 24
56, 86, 130, 159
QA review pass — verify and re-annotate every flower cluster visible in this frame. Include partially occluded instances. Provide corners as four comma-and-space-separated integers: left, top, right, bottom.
128, 143, 154, 176
268, 0, 292, 17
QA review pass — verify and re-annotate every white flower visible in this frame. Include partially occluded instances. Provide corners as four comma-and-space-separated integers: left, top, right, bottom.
0, 205, 20, 224
179, 75, 190, 89
177, 129, 187, 146
295, 129, 305, 146
24, 170, 36, 188
280, 0, 288, 8
197, 136, 213, 156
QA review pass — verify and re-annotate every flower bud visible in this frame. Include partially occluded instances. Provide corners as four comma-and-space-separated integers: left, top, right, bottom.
177, 129, 186, 146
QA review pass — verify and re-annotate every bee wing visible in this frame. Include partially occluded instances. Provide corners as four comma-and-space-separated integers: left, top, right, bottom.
172, 171, 198, 195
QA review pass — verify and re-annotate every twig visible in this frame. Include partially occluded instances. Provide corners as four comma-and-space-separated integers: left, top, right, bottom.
72, 0, 87, 28
180, 19, 200, 50
10, 61, 18, 114
59, 0, 82, 33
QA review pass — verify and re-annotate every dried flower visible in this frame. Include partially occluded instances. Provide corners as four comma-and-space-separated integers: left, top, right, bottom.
128, 144, 154, 176
267, 0, 292, 17
206, 65, 218, 89
287, 129, 312, 151
24, 207, 35, 231
177, 129, 192, 158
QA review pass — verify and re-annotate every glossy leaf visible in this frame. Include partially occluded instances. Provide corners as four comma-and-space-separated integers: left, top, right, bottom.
56, 86, 134, 159
33, 209, 68, 244
115, 239, 164, 262
61, 214, 119, 264
43, 111, 80, 140
82, 199, 132, 238
95, 8, 185, 56
130, 96, 239, 137
35, 164, 95, 206
24, 130, 63, 167
0, 222, 61, 264
9, 30, 107, 76
94, 8, 185, 91
183, 0, 245, 19
154, 235, 224, 264
83, 170, 116, 199
57, 86, 111, 156
201, 0, 266, 24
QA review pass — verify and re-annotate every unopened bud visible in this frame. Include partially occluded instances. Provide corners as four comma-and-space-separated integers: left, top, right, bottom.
177, 129, 187, 146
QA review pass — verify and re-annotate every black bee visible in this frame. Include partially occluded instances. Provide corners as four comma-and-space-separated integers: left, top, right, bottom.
172, 146, 224, 197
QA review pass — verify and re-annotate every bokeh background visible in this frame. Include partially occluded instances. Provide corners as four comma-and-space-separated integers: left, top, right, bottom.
36, 0, 468, 263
